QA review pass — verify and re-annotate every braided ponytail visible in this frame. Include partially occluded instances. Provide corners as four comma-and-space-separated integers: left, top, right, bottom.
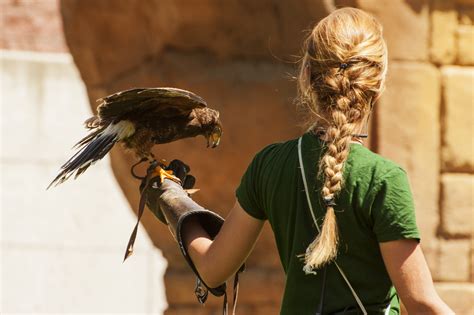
297, 8, 387, 272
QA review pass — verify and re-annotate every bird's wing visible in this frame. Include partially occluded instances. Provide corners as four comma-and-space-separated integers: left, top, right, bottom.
48, 87, 208, 188
97, 87, 207, 123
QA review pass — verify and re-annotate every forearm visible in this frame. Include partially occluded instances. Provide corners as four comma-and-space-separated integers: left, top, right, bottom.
182, 217, 227, 288
157, 180, 263, 288
159, 180, 240, 287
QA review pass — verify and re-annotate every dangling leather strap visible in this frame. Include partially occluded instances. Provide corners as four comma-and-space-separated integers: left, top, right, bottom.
123, 160, 159, 262
220, 268, 242, 315
298, 137, 368, 315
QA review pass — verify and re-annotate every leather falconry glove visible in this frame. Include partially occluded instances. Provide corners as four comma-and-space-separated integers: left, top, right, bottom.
143, 160, 244, 315
142, 159, 196, 224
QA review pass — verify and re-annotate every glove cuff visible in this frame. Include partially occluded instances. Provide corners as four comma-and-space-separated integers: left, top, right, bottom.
158, 179, 228, 296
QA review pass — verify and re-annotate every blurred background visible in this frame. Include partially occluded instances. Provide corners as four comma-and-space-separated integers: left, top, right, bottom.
1, 0, 472, 314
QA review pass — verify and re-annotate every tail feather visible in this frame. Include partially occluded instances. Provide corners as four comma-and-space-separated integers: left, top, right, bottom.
48, 130, 118, 189
72, 127, 104, 149
63, 133, 116, 171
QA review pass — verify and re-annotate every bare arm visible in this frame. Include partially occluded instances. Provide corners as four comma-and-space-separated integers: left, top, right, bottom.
182, 200, 265, 288
380, 240, 453, 314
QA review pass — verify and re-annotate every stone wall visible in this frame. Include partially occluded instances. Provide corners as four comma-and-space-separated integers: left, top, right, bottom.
2, 0, 473, 314
360, 0, 473, 313
0, 1, 167, 313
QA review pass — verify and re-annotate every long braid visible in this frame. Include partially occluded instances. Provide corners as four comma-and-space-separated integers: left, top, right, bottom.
297, 8, 388, 272
304, 71, 359, 271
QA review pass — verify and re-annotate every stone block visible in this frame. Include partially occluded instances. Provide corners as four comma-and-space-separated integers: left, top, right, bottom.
1, 245, 166, 313
376, 62, 440, 239
457, 26, 474, 65
165, 267, 284, 306
421, 240, 440, 279
0, 161, 157, 251
238, 268, 285, 305
0, 0, 67, 52
37, 60, 92, 161
0, 51, 93, 162
435, 282, 474, 315
430, 0, 457, 64
440, 174, 474, 237
437, 239, 471, 282
358, 0, 430, 61
441, 66, 474, 172
456, 0, 474, 6
1, 54, 43, 160
459, 6, 474, 25
165, 305, 280, 315
246, 223, 282, 268
471, 239, 474, 282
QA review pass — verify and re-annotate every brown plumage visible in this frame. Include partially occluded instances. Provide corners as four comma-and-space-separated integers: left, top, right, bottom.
48, 87, 222, 189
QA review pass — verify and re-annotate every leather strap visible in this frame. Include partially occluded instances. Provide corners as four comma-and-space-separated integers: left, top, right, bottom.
298, 137, 368, 315
123, 160, 159, 261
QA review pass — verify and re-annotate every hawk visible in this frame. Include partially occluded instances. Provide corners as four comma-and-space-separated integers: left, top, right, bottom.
48, 87, 222, 189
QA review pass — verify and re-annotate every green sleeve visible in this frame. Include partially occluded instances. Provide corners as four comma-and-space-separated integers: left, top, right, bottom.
370, 167, 421, 242
235, 145, 277, 220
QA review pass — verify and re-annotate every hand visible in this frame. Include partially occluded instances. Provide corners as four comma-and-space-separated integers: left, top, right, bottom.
143, 159, 196, 224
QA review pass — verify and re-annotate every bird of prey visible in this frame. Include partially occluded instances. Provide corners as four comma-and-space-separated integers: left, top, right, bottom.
48, 87, 222, 261
48, 87, 222, 189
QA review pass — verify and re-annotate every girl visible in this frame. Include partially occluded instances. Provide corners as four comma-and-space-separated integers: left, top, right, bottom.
151, 7, 453, 315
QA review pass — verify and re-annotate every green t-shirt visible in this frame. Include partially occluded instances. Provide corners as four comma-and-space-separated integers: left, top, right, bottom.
236, 132, 420, 315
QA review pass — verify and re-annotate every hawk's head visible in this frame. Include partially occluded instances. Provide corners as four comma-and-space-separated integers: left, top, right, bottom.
207, 123, 222, 148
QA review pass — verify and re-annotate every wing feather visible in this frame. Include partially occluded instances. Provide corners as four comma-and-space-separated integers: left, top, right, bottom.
97, 87, 207, 123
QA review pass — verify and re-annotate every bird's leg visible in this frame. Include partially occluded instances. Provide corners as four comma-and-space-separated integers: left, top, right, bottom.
150, 158, 181, 185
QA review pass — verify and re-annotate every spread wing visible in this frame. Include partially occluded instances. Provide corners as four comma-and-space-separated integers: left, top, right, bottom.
48, 87, 208, 188
97, 87, 207, 123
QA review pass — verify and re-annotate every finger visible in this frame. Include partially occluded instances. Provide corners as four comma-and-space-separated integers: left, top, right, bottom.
175, 166, 187, 183
169, 159, 190, 173
183, 175, 196, 189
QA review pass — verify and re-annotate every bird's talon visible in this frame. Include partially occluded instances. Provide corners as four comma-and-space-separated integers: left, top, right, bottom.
152, 166, 181, 185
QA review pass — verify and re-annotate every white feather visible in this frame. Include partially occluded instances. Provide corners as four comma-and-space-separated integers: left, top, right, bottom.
102, 120, 136, 140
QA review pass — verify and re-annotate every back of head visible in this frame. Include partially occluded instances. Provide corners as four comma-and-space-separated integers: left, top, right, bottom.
297, 7, 387, 272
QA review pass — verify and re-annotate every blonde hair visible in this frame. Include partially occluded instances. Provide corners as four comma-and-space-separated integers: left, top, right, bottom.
297, 7, 388, 272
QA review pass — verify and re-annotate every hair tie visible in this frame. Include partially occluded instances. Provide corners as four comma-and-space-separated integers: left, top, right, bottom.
323, 196, 337, 207
339, 63, 349, 70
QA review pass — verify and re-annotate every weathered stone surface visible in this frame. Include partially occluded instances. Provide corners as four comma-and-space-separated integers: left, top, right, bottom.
0, 51, 166, 314
0, 0, 67, 52
60, 0, 171, 86
60, 0, 331, 87
421, 240, 440, 280
437, 239, 471, 282
441, 66, 474, 172
457, 25, 474, 65
358, 0, 430, 61
165, 267, 284, 306
471, 239, 474, 282
440, 174, 474, 237
459, 6, 474, 25
456, 0, 474, 6
435, 282, 474, 315
376, 62, 440, 239
165, 305, 280, 315
430, 0, 457, 64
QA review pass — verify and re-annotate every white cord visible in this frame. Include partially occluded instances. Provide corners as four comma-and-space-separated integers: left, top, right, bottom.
298, 137, 368, 315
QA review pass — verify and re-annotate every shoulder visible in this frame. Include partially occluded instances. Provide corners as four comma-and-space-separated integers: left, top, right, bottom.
347, 144, 409, 187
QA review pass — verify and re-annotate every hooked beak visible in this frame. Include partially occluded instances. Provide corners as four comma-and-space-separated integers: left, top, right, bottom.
207, 127, 222, 148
